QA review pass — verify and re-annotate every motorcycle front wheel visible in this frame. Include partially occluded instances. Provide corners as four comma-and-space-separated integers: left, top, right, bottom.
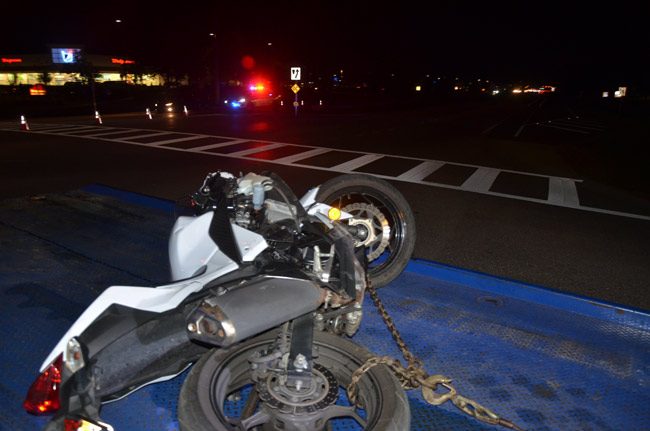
315, 173, 416, 288
178, 330, 410, 431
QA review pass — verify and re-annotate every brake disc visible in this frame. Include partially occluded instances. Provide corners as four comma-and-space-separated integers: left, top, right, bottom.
256, 363, 338, 414
342, 202, 391, 261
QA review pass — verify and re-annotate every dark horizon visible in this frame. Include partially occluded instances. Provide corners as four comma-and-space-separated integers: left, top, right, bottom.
1, 1, 647, 90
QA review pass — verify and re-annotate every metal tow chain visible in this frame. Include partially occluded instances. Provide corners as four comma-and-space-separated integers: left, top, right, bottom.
347, 275, 525, 431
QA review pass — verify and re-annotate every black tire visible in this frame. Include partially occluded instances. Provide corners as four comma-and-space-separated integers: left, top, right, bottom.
178, 330, 410, 431
315, 173, 416, 288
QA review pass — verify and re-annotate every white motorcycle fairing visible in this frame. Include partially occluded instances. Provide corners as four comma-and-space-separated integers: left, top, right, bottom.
40, 212, 268, 372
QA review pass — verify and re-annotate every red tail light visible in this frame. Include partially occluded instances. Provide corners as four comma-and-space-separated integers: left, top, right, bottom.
23, 354, 62, 415
64, 419, 82, 431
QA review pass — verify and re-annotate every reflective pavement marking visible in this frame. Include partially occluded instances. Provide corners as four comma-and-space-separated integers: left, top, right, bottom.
148, 135, 208, 146
55, 126, 111, 134
187, 139, 249, 152
121, 131, 172, 140
272, 147, 330, 164
33, 125, 99, 132
541, 124, 591, 134
550, 120, 604, 131
461, 167, 501, 193
532, 117, 606, 135
329, 154, 384, 171
3, 122, 648, 221
226, 142, 286, 157
72, 129, 137, 137
548, 177, 580, 207
397, 160, 445, 181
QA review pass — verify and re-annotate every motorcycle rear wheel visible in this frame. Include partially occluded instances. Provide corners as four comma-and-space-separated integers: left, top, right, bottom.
315, 173, 416, 288
178, 330, 410, 431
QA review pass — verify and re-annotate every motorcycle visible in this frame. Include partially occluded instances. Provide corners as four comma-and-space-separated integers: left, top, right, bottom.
23, 170, 416, 431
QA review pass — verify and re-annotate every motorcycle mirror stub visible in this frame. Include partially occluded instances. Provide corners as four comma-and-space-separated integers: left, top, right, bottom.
23, 354, 62, 415
64, 337, 85, 374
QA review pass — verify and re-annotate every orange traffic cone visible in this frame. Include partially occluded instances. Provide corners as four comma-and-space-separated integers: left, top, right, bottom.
146, 108, 152, 119
183, 105, 189, 116
20, 115, 30, 131
95, 110, 103, 125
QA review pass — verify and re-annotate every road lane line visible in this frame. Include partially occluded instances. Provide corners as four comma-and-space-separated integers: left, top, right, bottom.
461, 167, 500, 192
551, 120, 604, 131
570, 118, 605, 125
61, 128, 120, 135
120, 131, 173, 140
188, 139, 249, 152
272, 148, 330, 164
548, 178, 580, 207
148, 135, 207, 146
397, 160, 445, 181
225, 143, 286, 157
28, 125, 90, 132
54, 126, 110, 134
330, 154, 384, 172
541, 124, 591, 134
80, 129, 140, 137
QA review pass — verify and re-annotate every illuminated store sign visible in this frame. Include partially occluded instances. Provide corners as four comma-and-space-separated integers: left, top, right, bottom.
1, 58, 23, 64
51, 48, 81, 64
111, 58, 135, 65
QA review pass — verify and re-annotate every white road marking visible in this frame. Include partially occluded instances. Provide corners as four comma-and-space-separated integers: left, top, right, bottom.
550, 120, 605, 131
514, 124, 527, 138
225, 142, 286, 157
397, 160, 444, 181
187, 139, 249, 152
329, 154, 384, 172
548, 178, 580, 207
148, 135, 207, 146
31, 125, 94, 132
55, 126, 109, 134
81, 129, 148, 137
272, 148, 330, 164
3, 122, 648, 221
461, 167, 500, 193
121, 131, 172, 140
541, 124, 591, 134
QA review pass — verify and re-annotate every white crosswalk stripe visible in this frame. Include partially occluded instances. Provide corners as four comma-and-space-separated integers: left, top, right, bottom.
533, 117, 606, 135
1, 122, 647, 221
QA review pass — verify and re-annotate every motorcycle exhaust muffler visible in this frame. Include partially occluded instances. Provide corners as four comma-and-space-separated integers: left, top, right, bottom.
186, 275, 324, 346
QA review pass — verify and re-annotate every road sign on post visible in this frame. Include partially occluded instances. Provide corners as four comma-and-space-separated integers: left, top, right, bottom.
290, 67, 301, 81
290, 68, 301, 117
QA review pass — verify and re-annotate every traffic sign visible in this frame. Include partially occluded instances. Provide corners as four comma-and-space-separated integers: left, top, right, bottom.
293, 101, 300, 107
291, 84, 301, 94
290, 67, 301, 81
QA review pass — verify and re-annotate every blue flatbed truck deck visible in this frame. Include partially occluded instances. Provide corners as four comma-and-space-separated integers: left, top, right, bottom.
1, 187, 647, 431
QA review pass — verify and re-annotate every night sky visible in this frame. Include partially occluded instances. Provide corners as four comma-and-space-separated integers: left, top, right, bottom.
1, 1, 647, 88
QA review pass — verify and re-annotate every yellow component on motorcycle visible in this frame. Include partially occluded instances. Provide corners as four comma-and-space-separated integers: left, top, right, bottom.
328, 207, 341, 221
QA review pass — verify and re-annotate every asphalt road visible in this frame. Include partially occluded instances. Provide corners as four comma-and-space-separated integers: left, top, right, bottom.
1, 95, 649, 310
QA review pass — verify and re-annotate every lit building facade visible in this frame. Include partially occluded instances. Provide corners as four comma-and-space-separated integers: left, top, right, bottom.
0, 47, 164, 86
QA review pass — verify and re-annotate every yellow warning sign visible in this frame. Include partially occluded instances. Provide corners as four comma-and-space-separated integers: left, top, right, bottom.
291, 84, 301, 94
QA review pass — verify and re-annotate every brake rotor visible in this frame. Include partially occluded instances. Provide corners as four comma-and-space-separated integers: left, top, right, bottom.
342, 202, 391, 261
256, 363, 338, 415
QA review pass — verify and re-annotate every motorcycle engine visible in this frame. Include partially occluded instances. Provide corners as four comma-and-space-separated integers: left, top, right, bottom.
193, 171, 364, 337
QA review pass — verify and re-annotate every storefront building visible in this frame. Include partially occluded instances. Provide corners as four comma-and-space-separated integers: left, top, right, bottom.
0, 47, 164, 86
